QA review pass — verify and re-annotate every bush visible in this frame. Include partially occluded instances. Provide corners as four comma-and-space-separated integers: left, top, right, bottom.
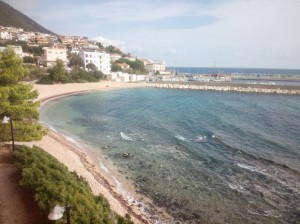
23, 56, 36, 64
14, 146, 134, 224
37, 75, 54, 84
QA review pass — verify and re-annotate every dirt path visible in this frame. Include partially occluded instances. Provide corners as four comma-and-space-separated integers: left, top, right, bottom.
0, 145, 51, 224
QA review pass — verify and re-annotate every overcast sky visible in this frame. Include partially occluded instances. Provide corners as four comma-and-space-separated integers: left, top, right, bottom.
3, 0, 300, 68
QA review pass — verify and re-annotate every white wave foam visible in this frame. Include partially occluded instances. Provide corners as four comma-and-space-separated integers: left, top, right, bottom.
175, 135, 187, 141
62, 134, 83, 148
99, 161, 109, 174
237, 163, 267, 175
112, 176, 122, 191
195, 135, 207, 142
227, 182, 245, 192
125, 194, 146, 212
246, 206, 282, 218
120, 132, 133, 141
264, 210, 282, 218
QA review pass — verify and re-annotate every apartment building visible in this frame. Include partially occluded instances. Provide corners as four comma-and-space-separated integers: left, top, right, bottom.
42, 45, 67, 67
110, 53, 122, 62
34, 34, 49, 45
0, 45, 23, 57
79, 49, 111, 74
0, 30, 12, 40
145, 61, 166, 73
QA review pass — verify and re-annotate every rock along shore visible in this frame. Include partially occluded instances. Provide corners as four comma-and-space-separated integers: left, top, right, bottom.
143, 82, 300, 95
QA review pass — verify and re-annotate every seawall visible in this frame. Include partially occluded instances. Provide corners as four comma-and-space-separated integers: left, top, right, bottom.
144, 82, 300, 95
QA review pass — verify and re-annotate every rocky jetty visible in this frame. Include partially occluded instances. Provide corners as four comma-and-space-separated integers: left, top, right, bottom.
143, 82, 300, 95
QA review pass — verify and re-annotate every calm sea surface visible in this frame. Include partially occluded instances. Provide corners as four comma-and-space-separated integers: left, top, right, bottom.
40, 88, 300, 224
167, 67, 300, 75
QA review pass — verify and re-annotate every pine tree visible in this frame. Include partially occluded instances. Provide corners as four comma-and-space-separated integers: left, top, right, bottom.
0, 47, 47, 141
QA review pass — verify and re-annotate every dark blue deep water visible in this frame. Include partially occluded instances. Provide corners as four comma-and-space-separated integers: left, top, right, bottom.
167, 67, 300, 75
40, 88, 300, 224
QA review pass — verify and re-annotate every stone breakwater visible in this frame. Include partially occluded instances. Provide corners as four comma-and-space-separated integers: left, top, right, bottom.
143, 82, 300, 95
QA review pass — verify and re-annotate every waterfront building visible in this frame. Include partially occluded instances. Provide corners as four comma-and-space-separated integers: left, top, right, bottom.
79, 49, 111, 74
42, 45, 67, 67
146, 61, 166, 73
108, 72, 146, 82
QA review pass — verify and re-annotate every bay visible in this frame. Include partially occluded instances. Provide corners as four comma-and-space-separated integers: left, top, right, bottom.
40, 88, 300, 224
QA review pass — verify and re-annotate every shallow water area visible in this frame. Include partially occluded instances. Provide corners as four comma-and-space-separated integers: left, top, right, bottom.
40, 88, 300, 224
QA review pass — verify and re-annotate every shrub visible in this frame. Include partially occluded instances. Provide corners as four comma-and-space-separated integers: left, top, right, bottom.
14, 146, 134, 224
37, 75, 54, 84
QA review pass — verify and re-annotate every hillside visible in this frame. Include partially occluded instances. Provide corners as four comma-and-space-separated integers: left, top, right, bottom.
0, 1, 55, 35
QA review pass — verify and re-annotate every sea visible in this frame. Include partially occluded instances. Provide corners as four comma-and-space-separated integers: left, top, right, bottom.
167, 67, 300, 76
40, 88, 300, 224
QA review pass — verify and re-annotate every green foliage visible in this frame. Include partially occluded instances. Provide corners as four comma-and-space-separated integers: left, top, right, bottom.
104, 45, 123, 55
69, 53, 84, 67
86, 63, 97, 72
0, 48, 47, 141
23, 56, 36, 64
111, 63, 122, 72
14, 146, 134, 224
38, 61, 104, 84
0, 47, 27, 85
49, 59, 69, 83
0, 84, 47, 141
115, 58, 146, 74
37, 75, 54, 84
70, 65, 99, 82
27, 45, 44, 56
96, 42, 105, 50
26, 66, 46, 81
38, 62, 104, 85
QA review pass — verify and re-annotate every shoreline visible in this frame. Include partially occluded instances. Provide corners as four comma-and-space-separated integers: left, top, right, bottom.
33, 81, 171, 224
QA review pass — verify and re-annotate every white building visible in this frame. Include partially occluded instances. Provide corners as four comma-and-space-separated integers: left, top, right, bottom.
0, 45, 23, 57
108, 72, 145, 82
146, 61, 166, 73
79, 49, 111, 74
110, 53, 122, 62
0, 30, 12, 40
17, 32, 30, 42
42, 45, 67, 67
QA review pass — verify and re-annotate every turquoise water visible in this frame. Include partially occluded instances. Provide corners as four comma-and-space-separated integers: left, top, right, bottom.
40, 88, 300, 224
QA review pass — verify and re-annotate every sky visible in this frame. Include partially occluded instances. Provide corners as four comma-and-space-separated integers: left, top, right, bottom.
3, 0, 300, 69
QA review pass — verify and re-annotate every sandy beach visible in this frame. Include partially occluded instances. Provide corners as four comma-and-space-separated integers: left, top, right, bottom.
32, 81, 169, 224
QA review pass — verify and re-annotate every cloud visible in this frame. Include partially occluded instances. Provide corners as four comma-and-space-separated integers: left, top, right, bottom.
92, 36, 125, 50
31, 0, 218, 27
3, 0, 299, 68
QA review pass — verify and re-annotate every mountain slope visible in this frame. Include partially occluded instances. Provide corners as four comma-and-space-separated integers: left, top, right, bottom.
0, 1, 55, 35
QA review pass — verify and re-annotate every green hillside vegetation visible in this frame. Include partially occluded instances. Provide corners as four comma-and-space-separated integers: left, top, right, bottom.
0, 0, 55, 34
113, 58, 146, 74
14, 145, 134, 224
38, 59, 105, 84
